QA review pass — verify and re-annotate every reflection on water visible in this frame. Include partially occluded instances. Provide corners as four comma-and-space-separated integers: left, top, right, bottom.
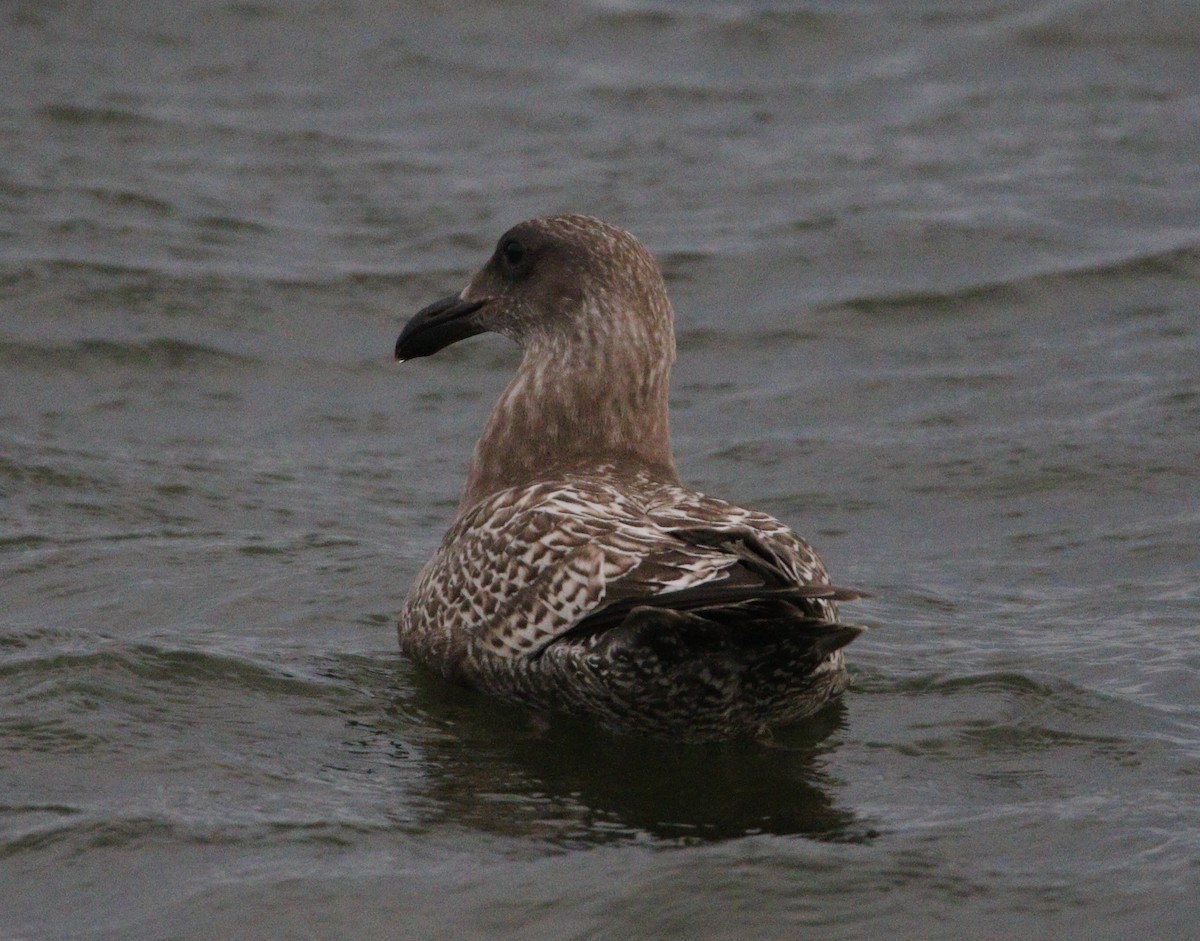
379, 672, 871, 845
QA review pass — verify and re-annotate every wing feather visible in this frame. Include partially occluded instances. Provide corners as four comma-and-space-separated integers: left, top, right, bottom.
400, 474, 862, 665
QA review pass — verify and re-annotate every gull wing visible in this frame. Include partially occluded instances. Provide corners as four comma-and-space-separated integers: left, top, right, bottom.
400, 477, 861, 663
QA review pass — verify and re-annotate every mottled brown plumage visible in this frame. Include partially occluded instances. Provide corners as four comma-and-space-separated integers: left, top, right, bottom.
395, 215, 863, 741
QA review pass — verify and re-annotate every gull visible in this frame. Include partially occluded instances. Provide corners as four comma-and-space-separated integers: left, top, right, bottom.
395, 215, 863, 741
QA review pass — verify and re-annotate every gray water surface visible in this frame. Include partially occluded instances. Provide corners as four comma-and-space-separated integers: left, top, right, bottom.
3, 2, 1199, 939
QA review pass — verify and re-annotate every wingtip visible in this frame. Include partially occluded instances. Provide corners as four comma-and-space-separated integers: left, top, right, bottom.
794, 583, 869, 602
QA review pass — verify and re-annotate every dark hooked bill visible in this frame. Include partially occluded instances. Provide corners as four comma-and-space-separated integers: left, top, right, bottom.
395, 295, 489, 361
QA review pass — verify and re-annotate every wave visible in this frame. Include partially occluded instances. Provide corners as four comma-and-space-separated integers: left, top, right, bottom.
0, 336, 257, 372
823, 239, 1200, 318
38, 103, 162, 130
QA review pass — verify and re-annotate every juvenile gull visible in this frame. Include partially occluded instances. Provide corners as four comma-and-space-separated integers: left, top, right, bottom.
395, 214, 863, 741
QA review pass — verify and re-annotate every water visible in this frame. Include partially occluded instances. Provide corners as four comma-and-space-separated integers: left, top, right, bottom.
3, 1, 1199, 938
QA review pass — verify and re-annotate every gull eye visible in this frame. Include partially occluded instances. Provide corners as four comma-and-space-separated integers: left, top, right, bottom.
500, 238, 526, 269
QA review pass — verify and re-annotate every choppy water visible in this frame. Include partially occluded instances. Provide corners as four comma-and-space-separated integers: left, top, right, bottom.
3, 1, 1199, 938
